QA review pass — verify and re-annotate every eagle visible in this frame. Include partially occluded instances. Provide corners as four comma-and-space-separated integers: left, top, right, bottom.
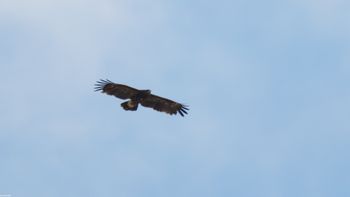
95, 79, 189, 116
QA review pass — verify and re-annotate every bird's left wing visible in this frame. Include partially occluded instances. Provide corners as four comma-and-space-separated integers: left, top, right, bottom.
140, 94, 189, 116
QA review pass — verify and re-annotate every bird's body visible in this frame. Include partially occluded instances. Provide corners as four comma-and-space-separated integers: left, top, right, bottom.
95, 79, 189, 116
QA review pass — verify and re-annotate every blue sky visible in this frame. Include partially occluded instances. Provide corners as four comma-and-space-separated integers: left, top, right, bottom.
1, 0, 350, 196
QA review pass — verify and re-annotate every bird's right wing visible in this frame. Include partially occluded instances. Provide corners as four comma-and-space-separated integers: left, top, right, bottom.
94, 79, 139, 100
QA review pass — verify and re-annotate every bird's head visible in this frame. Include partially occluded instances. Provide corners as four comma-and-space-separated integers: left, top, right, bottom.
140, 89, 151, 95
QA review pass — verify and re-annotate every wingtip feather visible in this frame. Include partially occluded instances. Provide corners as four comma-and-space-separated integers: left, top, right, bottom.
177, 104, 189, 117
178, 110, 184, 117
94, 79, 113, 92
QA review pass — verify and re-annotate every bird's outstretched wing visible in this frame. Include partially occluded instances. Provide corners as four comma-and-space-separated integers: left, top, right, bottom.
140, 94, 189, 116
94, 79, 139, 99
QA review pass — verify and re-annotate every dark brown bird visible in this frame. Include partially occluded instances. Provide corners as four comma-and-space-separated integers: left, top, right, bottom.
95, 79, 189, 116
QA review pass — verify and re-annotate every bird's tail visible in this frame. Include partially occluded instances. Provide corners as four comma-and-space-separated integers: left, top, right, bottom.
121, 101, 138, 111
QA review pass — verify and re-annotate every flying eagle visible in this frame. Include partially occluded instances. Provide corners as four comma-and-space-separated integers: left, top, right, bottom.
95, 79, 189, 116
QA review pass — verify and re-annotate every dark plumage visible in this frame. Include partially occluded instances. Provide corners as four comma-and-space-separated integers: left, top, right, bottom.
95, 79, 189, 116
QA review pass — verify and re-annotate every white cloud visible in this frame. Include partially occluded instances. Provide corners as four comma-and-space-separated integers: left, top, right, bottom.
0, 0, 129, 23
294, 0, 350, 33
0, 0, 130, 135
0, 0, 132, 82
